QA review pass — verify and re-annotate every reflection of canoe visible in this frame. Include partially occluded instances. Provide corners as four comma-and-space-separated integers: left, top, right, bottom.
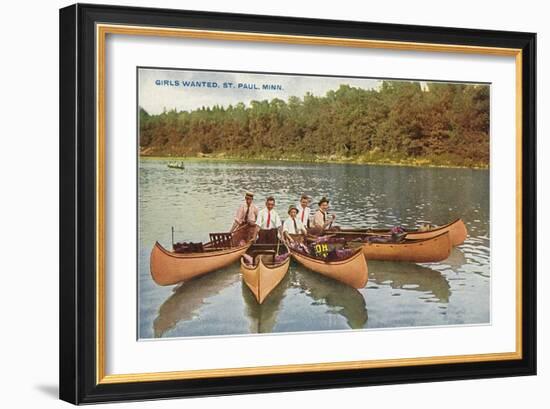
334, 218, 467, 247
444, 247, 467, 269
356, 231, 451, 263
153, 267, 240, 337
295, 269, 368, 329
288, 245, 368, 289
150, 227, 252, 286
242, 272, 290, 333
241, 253, 290, 304
368, 261, 451, 303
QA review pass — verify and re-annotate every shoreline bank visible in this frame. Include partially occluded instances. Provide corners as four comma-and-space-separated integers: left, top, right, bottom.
140, 153, 489, 170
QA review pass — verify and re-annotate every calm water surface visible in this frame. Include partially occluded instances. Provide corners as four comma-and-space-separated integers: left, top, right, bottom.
139, 159, 490, 339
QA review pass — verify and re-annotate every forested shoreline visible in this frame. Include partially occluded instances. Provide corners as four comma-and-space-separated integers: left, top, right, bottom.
139, 81, 490, 168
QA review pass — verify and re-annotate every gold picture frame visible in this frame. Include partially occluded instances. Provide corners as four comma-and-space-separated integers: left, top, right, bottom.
60, 3, 536, 404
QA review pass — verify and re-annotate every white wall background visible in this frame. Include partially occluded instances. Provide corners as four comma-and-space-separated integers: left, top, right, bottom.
0, 0, 546, 407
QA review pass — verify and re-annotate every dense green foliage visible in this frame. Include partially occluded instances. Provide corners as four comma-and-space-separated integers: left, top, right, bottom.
139, 81, 490, 167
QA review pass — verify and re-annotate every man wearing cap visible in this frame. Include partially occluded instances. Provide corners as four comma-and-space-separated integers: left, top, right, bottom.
283, 204, 308, 240
230, 191, 259, 232
296, 194, 311, 228
312, 197, 336, 231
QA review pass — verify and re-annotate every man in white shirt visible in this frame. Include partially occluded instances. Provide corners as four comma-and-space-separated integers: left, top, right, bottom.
296, 194, 311, 228
283, 205, 307, 241
256, 196, 283, 244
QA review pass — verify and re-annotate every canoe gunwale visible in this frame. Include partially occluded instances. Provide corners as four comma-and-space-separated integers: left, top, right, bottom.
240, 254, 290, 304
240, 254, 291, 271
336, 218, 462, 234
357, 230, 451, 247
153, 240, 251, 259
287, 246, 364, 266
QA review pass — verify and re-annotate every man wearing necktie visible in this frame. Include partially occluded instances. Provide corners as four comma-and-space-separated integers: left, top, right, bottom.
255, 196, 283, 244
296, 194, 311, 228
231, 191, 259, 232
312, 197, 336, 232
283, 204, 307, 242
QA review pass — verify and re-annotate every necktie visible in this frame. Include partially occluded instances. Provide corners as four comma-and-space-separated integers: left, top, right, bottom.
323, 211, 326, 223
244, 205, 250, 222
301, 208, 305, 223
293, 218, 298, 233
267, 211, 271, 228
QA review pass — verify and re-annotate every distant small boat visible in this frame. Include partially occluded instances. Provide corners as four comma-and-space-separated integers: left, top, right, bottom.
167, 161, 185, 170
241, 249, 290, 304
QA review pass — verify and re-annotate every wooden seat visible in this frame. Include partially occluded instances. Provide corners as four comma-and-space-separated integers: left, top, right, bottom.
209, 232, 233, 248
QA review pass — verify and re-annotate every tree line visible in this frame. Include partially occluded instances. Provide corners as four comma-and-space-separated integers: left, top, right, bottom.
139, 81, 490, 168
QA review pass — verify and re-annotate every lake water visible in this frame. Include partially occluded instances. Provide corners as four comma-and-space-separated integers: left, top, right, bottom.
138, 159, 490, 339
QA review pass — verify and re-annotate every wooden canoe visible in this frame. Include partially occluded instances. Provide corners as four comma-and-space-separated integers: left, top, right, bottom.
332, 218, 467, 247
241, 253, 290, 304
150, 226, 253, 285
288, 245, 368, 289
359, 231, 452, 262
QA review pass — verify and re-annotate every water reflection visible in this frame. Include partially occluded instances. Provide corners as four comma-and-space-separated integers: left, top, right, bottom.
368, 261, 451, 303
153, 267, 240, 337
242, 273, 290, 333
443, 247, 468, 270
293, 268, 368, 328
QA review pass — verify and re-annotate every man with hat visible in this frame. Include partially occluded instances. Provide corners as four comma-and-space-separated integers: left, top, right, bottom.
230, 191, 259, 232
283, 204, 308, 240
312, 196, 336, 231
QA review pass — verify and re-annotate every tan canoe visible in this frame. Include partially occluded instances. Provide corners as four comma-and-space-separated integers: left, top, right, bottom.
150, 240, 251, 286
241, 254, 290, 304
288, 246, 368, 289
360, 231, 451, 263
335, 218, 467, 247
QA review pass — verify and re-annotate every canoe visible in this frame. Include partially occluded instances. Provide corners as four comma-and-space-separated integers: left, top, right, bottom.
359, 231, 451, 263
150, 241, 251, 286
150, 226, 253, 286
241, 252, 290, 304
287, 240, 368, 289
332, 218, 467, 247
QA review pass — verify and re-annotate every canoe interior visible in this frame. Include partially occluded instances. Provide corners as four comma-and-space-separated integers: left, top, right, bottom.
173, 225, 254, 254
245, 239, 289, 266
287, 234, 363, 263
334, 218, 460, 234
241, 240, 290, 304
309, 230, 453, 246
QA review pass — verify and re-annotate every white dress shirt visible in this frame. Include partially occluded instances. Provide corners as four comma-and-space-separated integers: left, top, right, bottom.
256, 208, 282, 230
283, 217, 307, 234
296, 204, 311, 226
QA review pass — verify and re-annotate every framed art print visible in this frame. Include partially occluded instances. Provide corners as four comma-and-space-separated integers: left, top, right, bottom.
59, 3, 536, 404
